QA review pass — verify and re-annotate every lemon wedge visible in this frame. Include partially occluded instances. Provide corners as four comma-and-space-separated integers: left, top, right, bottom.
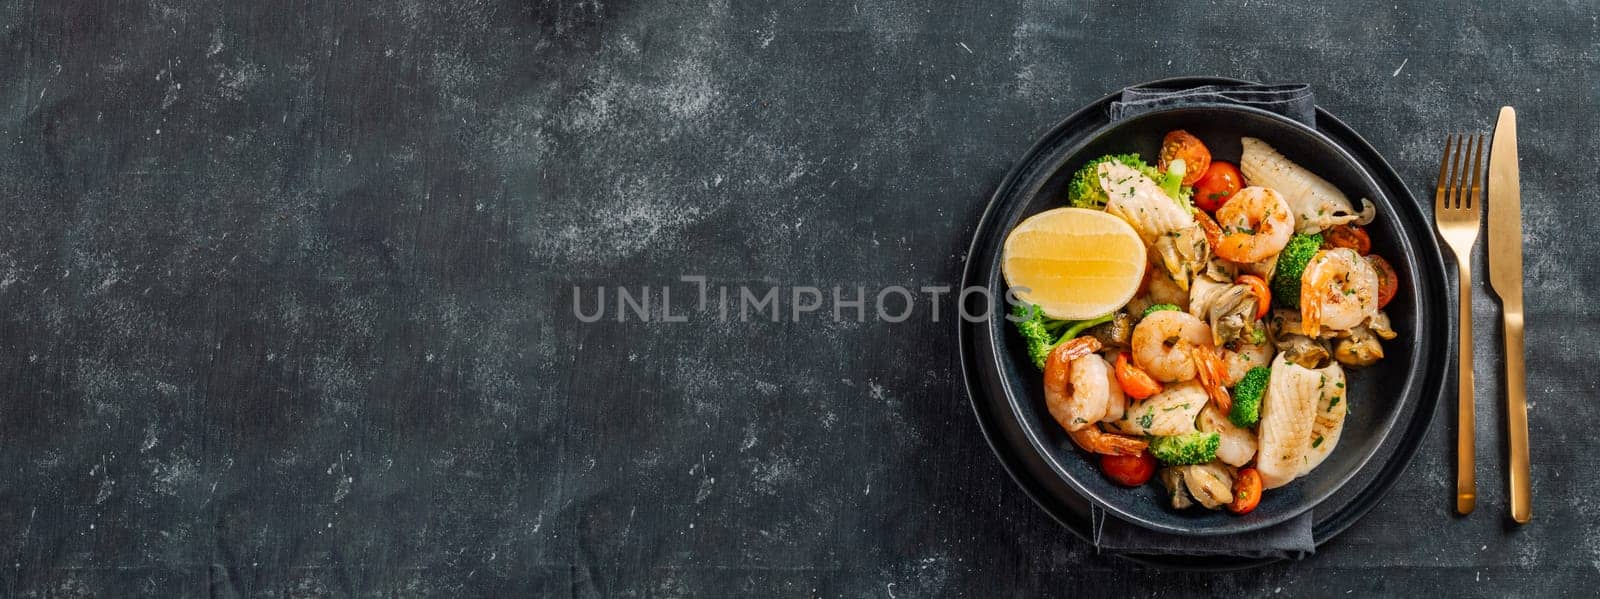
1002, 207, 1147, 320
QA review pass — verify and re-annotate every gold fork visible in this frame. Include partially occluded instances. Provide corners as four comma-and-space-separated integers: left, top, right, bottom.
1435, 133, 1485, 515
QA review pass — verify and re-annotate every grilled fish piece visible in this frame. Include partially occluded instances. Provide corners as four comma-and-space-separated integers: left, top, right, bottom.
1108, 380, 1206, 437
1240, 137, 1373, 234
1256, 353, 1321, 488
1198, 404, 1257, 467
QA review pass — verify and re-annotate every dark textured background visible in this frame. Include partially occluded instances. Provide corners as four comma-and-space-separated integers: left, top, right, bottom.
1, 1, 1596, 596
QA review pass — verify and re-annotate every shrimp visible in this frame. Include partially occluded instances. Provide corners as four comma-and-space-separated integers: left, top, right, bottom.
1212, 186, 1295, 263
1131, 310, 1212, 382
1068, 425, 1148, 456
1043, 337, 1104, 432
1066, 353, 1114, 428
1300, 248, 1380, 334
1047, 338, 1146, 455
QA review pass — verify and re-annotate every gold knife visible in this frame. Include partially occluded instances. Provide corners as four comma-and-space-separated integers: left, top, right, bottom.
1487, 106, 1532, 523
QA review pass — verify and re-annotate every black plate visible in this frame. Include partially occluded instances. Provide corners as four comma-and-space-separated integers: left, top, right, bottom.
959, 77, 1449, 563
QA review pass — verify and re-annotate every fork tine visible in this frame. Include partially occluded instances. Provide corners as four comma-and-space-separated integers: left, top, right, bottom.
1446, 133, 1459, 213
1466, 134, 1485, 210
1456, 134, 1471, 209
1459, 134, 1478, 209
1447, 132, 1467, 209
1465, 134, 1484, 209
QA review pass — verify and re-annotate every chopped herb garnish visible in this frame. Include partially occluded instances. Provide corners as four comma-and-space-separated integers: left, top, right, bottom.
1312, 435, 1324, 448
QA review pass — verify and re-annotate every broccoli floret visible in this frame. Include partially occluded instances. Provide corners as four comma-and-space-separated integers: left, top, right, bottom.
1011, 303, 1115, 369
1012, 303, 1067, 368
1271, 233, 1324, 308
1066, 154, 1158, 209
1148, 432, 1221, 466
1141, 303, 1181, 318
1229, 366, 1271, 427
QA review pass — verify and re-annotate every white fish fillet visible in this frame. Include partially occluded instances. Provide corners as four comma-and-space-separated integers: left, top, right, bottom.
1256, 353, 1321, 489
1299, 362, 1348, 475
1239, 137, 1368, 234
1198, 405, 1257, 467
1108, 380, 1205, 436
1098, 161, 1194, 243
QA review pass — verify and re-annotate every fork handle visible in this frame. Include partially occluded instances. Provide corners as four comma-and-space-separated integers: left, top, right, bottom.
1456, 260, 1476, 515
1504, 309, 1531, 523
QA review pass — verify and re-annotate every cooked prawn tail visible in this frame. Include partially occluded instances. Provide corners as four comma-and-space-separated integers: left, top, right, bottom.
1190, 346, 1234, 414
1050, 336, 1103, 365
1195, 210, 1224, 249
1068, 426, 1149, 456
1300, 268, 1324, 335
1046, 336, 1101, 381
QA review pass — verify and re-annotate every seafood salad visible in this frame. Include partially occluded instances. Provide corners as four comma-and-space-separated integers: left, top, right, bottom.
1004, 130, 1400, 515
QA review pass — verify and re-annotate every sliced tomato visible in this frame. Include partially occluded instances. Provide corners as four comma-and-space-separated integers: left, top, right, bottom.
1324, 224, 1372, 255
1369, 254, 1399, 308
1114, 351, 1163, 399
1229, 468, 1264, 514
1101, 452, 1157, 487
1159, 130, 1212, 186
1192, 161, 1243, 212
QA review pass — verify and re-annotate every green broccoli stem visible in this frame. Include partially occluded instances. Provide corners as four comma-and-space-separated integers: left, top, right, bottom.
1058, 312, 1115, 342
1158, 160, 1186, 199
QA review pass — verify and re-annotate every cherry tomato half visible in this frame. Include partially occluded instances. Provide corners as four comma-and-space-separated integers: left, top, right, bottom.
1324, 224, 1372, 255
1369, 254, 1399, 308
1192, 161, 1243, 212
1101, 452, 1157, 487
1229, 468, 1264, 514
1114, 351, 1163, 400
1159, 130, 1212, 186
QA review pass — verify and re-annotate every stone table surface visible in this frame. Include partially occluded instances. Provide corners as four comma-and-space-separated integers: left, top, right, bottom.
2, 1, 1596, 596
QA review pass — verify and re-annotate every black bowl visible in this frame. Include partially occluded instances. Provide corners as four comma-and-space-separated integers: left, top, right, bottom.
976, 104, 1445, 536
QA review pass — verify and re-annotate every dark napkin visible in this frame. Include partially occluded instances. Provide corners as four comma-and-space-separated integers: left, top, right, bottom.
1107, 83, 1316, 126
1091, 83, 1317, 560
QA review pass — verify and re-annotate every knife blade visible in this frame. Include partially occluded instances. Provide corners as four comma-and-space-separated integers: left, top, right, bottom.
1487, 106, 1531, 523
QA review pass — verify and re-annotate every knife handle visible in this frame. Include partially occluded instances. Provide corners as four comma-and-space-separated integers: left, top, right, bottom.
1505, 309, 1531, 523
1456, 261, 1476, 515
